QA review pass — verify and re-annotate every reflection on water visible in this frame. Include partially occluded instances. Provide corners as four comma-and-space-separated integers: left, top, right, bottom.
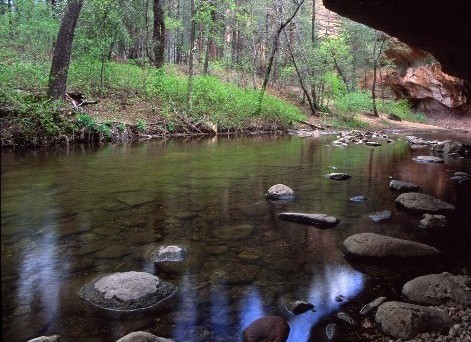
1, 132, 470, 341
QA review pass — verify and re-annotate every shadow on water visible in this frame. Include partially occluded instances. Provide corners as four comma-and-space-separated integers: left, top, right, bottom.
1, 132, 470, 341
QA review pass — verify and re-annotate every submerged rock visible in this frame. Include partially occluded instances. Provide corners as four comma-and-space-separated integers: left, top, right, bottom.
326, 173, 351, 181
337, 312, 356, 327
115, 331, 174, 342
212, 224, 254, 241
350, 195, 367, 202
375, 301, 451, 339
360, 297, 387, 315
368, 210, 392, 222
266, 184, 295, 200
395, 192, 455, 214
343, 233, 441, 259
412, 155, 445, 163
291, 301, 315, 315
278, 212, 340, 228
389, 179, 421, 192
243, 315, 290, 342
149, 245, 187, 262
418, 214, 447, 232
402, 273, 471, 307
325, 323, 340, 340
27, 336, 60, 342
79, 271, 175, 311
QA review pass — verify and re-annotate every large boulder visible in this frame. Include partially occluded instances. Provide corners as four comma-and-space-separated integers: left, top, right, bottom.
431, 140, 465, 154
266, 184, 295, 200
395, 192, 455, 214
375, 301, 451, 339
115, 332, 174, 342
389, 179, 421, 192
343, 233, 441, 259
402, 273, 471, 307
243, 315, 290, 342
278, 212, 340, 228
79, 271, 175, 311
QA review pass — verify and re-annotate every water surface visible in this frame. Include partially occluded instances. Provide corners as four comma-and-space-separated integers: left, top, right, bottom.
2, 132, 470, 341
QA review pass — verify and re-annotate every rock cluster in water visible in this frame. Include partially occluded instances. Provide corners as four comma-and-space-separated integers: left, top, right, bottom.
331, 130, 393, 147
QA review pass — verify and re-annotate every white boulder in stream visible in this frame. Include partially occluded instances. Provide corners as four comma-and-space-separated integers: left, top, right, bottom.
79, 271, 175, 311
343, 233, 441, 259
412, 155, 445, 163
278, 212, 340, 228
395, 192, 455, 214
375, 301, 451, 339
150, 245, 187, 262
266, 184, 295, 200
402, 273, 471, 307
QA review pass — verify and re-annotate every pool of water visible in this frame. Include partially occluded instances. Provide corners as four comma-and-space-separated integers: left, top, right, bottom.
2, 132, 470, 342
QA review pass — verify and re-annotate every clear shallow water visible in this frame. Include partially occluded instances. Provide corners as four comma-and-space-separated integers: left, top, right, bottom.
1, 132, 471, 342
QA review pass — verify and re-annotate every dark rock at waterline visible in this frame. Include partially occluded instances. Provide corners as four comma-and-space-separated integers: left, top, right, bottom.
115, 331, 174, 342
243, 315, 290, 342
375, 301, 451, 339
350, 195, 367, 202
402, 273, 471, 307
343, 233, 441, 259
360, 297, 387, 316
450, 173, 470, 185
389, 179, 421, 192
291, 301, 315, 315
266, 184, 295, 200
365, 141, 382, 147
278, 212, 340, 228
431, 140, 464, 155
368, 210, 392, 222
395, 192, 455, 214
412, 155, 445, 163
418, 214, 447, 232
79, 271, 175, 311
326, 173, 351, 181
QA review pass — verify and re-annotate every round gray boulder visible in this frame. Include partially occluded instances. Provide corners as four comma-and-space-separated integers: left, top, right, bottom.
395, 192, 455, 214
402, 273, 471, 307
375, 301, 451, 339
266, 184, 295, 200
79, 271, 175, 311
389, 179, 421, 192
342, 233, 441, 259
115, 332, 174, 342
278, 212, 340, 228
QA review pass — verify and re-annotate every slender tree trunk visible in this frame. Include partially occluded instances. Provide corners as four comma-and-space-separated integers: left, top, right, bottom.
153, 0, 165, 68
333, 58, 349, 92
372, 32, 385, 116
311, 0, 315, 46
187, 0, 196, 108
284, 30, 318, 116
47, 0, 84, 100
258, 0, 305, 109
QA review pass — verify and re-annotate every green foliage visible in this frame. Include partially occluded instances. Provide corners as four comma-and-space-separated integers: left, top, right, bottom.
378, 100, 427, 123
136, 119, 148, 132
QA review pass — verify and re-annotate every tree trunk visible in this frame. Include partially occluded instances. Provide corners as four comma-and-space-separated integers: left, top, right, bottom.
47, 0, 84, 100
258, 0, 305, 109
153, 0, 165, 68
187, 0, 196, 108
372, 32, 385, 117
311, 0, 315, 46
